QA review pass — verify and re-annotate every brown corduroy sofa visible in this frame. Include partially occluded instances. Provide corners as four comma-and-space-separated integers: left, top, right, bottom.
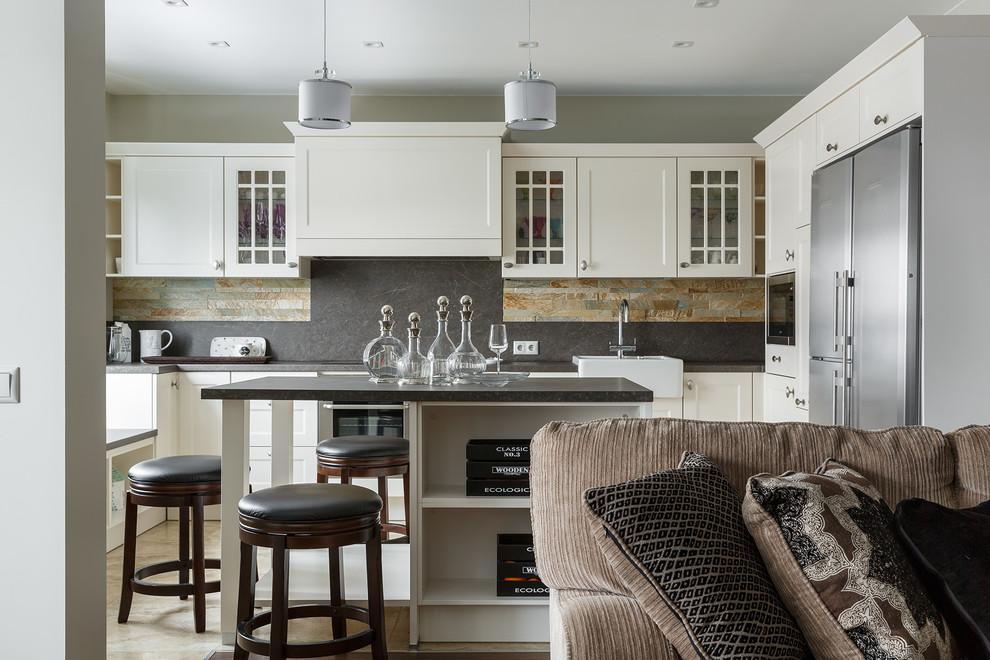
529, 417, 990, 659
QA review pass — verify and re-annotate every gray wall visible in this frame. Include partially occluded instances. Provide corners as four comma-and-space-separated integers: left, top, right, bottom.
107, 94, 800, 144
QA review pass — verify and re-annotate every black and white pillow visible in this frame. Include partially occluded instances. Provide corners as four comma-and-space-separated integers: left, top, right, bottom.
583, 452, 809, 660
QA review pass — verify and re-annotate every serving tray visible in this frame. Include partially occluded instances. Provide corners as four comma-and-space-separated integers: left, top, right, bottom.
141, 356, 272, 364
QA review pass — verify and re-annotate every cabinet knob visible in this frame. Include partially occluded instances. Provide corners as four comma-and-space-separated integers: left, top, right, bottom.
288, 261, 298, 269
686, 379, 694, 391
680, 262, 690, 269
580, 260, 588, 271
212, 259, 223, 271
874, 114, 888, 126
785, 249, 794, 261
771, 355, 781, 362
826, 143, 839, 152
795, 398, 806, 406
785, 387, 795, 398
503, 262, 513, 269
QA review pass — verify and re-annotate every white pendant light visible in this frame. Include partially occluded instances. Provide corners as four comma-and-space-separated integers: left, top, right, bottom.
298, 0, 351, 129
504, 0, 556, 131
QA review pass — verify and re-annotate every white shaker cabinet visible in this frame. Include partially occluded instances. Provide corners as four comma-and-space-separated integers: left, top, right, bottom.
682, 372, 753, 422
816, 88, 860, 166
123, 157, 225, 277
763, 373, 808, 422
859, 42, 923, 144
676, 158, 754, 277
577, 158, 678, 278
765, 118, 815, 275
794, 225, 811, 411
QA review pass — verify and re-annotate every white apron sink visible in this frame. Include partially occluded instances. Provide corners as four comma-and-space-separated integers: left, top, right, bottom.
572, 355, 684, 398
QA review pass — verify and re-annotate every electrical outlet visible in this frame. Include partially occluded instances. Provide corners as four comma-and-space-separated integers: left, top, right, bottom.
513, 340, 539, 355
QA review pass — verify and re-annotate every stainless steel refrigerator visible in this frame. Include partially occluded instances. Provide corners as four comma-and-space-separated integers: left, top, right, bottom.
809, 127, 921, 429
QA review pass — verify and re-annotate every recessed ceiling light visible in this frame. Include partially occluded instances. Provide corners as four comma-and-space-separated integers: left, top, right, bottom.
518, 41, 539, 48
672, 40, 694, 48
694, 0, 718, 7
362, 41, 384, 48
207, 41, 230, 48
161, 0, 188, 6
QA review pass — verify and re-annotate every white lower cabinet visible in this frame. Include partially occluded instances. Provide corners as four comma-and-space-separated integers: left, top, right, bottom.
652, 397, 683, 418
763, 373, 809, 422
178, 372, 230, 519
248, 446, 317, 492
682, 372, 754, 422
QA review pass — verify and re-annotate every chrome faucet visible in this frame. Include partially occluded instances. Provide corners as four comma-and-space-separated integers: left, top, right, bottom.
609, 299, 637, 358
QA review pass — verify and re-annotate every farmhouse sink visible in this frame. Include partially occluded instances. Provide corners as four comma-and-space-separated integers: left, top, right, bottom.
572, 355, 684, 398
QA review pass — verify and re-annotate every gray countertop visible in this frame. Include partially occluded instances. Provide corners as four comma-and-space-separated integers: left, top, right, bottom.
107, 359, 763, 375
201, 375, 653, 403
106, 428, 157, 452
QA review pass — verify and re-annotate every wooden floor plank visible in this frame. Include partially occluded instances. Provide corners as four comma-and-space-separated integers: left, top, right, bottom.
208, 652, 549, 659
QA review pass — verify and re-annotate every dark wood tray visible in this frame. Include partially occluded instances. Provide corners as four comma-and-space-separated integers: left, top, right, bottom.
141, 356, 272, 364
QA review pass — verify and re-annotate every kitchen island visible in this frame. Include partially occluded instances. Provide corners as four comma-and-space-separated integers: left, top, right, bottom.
202, 375, 652, 647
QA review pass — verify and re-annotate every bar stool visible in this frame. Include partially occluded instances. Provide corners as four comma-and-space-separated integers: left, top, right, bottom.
315, 435, 409, 542
234, 483, 388, 660
117, 455, 221, 633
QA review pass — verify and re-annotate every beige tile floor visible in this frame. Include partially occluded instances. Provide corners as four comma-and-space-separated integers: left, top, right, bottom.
107, 514, 548, 658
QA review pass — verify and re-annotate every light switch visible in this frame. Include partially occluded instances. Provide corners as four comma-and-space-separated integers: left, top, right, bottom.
0, 367, 19, 403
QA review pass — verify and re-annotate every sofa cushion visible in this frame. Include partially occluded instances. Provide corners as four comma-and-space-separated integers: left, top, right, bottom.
530, 418, 957, 598
743, 459, 956, 659
583, 451, 809, 660
895, 498, 990, 659
944, 425, 990, 508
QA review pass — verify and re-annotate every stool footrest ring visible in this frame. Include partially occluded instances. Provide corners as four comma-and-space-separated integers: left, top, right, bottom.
237, 603, 375, 658
130, 559, 221, 598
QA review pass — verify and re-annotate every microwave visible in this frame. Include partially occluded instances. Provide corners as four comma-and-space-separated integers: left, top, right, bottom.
766, 273, 795, 345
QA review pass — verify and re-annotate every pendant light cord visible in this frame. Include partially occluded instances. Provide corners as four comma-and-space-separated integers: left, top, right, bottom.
321, 0, 328, 79
527, 0, 533, 73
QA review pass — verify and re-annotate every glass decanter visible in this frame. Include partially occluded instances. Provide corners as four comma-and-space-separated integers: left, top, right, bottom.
426, 296, 456, 386
398, 312, 430, 385
446, 295, 487, 382
362, 304, 407, 383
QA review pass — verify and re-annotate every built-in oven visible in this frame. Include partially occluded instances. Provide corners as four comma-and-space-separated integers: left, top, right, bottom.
318, 401, 407, 440
766, 272, 796, 345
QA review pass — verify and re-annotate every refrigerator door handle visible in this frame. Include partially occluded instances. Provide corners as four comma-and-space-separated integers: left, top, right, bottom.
832, 271, 842, 352
841, 269, 852, 426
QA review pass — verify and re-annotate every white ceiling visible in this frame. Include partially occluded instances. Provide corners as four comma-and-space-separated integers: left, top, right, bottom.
106, 0, 985, 97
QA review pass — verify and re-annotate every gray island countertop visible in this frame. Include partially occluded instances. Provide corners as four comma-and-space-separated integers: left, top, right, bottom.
201, 375, 653, 403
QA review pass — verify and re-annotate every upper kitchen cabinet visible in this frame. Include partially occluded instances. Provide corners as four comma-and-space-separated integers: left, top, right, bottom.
287, 122, 505, 258
764, 117, 815, 275
502, 158, 576, 277
676, 157, 753, 277
223, 157, 299, 277
108, 143, 302, 278
122, 156, 224, 277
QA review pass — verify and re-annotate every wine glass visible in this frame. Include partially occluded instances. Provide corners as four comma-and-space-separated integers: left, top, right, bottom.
488, 324, 508, 374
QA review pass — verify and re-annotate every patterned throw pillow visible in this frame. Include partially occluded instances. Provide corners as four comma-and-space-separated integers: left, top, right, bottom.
743, 459, 957, 660
583, 451, 810, 660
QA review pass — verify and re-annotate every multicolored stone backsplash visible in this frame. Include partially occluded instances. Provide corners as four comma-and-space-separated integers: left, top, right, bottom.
112, 278, 310, 322
503, 278, 764, 322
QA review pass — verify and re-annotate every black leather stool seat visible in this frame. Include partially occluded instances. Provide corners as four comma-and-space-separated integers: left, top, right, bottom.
238, 483, 382, 523
316, 435, 409, 460
128, 455, 222, 485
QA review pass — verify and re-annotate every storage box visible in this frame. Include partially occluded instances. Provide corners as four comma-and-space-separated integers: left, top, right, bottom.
497, 560, 540, 580
496, 534, 548, 597
466, 461, 530, 479
496, 533, 536, 561
465, 438, 530, 462
496, 579, 549, 597
466, 479, 530, 497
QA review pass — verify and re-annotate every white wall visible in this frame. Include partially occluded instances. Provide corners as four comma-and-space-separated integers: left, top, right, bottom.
0, 1, 106, 656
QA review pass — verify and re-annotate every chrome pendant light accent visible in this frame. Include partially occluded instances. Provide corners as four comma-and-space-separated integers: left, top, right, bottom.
298, 0, 351, 129
505, 0, 556, 131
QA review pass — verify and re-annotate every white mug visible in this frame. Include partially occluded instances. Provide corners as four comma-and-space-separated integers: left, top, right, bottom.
139, 329, 173, 357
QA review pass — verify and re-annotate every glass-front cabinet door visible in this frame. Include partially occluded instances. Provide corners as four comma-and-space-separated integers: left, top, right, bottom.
676, 157, 753, 277
501, 158, 577, 277
224, 157, 299, 277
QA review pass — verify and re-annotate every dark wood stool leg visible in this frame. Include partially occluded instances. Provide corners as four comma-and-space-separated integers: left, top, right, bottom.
192, 496, 207, 633
178, 503, 190, 600
366, 528, 388, 660
233, 539, 255, 660
339, 468, 350, 485
316, 469, 327, 483
117, 491, 138, 623
270, 536, 289, 660
328, 546, 345, 639
378, 476, 390, 541
402, 470, 410, 537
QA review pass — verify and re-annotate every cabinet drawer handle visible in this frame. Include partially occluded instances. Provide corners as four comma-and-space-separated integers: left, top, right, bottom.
680, 262, 690, 269
795, 398, 806, 406
785, 387, 794, 398
288, 261, 298, 269
686, 379, 694, 391
785, 249, 794, 261
580, 260, 588, 271
874, 114, 888, 126
771, 355, 781, 363
212, 259, 223, 271
826, 143, 838, 152
503, 262, 513, 269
